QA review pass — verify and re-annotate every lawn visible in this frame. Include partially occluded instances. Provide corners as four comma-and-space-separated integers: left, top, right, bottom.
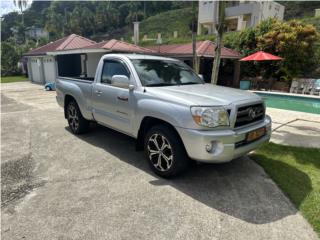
251, 142, 320, 236
1, 76, 28, 83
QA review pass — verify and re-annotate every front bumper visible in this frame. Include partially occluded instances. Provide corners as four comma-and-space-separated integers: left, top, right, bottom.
176, 115, 272, 163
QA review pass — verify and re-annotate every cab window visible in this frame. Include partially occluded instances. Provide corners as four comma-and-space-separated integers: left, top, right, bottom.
101, 60, 130, 85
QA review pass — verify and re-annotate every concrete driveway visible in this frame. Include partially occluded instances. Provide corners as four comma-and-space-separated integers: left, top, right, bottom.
1, 82, 318, 240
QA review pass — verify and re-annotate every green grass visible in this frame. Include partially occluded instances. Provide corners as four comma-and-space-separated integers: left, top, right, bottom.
1, 76, 28, 83
251, 142, 320, 235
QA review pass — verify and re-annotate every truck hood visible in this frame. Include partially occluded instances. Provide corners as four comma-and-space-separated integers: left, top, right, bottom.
145, 83, 261, 106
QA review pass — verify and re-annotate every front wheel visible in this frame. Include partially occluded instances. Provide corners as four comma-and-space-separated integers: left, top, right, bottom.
66, 100, 89, 134
144, 125, 190, 178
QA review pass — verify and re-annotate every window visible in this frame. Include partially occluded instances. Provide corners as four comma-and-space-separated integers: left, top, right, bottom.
101, 60, 130, 85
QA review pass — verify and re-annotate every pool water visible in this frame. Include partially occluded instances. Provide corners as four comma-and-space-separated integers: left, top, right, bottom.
255, 92, 320, 114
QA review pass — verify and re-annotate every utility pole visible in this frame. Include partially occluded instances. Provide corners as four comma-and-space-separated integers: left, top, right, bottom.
211, 1, 226, 84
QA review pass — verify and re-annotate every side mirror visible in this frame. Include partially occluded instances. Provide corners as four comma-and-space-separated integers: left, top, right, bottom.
129, 84, 135, 91
111, 75, 130, 89
198, 74, 204, 80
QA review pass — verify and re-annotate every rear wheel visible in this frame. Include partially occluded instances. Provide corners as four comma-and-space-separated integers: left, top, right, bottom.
66, 100, 89, 134
144, 125, 190, 178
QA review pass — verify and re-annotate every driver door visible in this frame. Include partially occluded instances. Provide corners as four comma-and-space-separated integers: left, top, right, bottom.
92, 59, 134, 135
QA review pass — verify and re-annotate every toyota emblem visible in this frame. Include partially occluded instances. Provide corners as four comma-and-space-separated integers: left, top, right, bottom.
248, 108, 256, 119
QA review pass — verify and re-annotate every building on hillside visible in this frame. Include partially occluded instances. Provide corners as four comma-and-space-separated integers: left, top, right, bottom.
147, 41, 241, 87
25, 26, 49, 40
198, 0, 285, 34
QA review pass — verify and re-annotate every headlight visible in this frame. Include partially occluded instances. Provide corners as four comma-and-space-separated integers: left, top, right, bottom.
190, 106, 229, 128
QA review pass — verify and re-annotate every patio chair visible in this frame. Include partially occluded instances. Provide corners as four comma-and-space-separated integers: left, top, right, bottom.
311, 79, 320, 95
290, 80, 299, 93
303, 79, 316, 95
296, 78, 309, 94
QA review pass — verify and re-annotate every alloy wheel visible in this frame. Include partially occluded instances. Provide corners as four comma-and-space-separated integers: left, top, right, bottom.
68, 103, 79, 132
147, 133, 173, 171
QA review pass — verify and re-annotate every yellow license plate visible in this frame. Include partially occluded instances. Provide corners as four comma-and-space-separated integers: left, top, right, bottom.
246, 127, 266, 142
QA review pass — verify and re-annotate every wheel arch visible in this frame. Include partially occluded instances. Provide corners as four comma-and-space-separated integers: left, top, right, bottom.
136, 116, 185, 151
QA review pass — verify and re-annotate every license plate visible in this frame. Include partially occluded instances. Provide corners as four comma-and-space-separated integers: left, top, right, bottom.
246, 127, 266, 142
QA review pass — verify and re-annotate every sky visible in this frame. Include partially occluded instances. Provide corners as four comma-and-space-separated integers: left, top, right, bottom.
0, 0, 33, 17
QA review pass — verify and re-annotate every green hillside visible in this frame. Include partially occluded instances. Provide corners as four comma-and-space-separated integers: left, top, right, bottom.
140, 7, 193, 39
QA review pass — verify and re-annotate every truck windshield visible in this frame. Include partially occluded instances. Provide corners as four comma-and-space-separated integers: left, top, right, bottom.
131, 59, 204, 87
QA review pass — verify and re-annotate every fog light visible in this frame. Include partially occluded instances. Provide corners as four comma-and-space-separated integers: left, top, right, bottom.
205, 141, 224, 155
205, 143, 213, 152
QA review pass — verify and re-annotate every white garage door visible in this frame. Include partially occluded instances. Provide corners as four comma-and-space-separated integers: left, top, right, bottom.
30, 58, 43, 83
43, 57, 56, 83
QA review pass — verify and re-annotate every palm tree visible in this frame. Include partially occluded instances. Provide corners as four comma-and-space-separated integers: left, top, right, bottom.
13, 0, 28, 25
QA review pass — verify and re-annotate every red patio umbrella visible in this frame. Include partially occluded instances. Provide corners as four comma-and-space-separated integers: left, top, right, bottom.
239, 51, 283, 61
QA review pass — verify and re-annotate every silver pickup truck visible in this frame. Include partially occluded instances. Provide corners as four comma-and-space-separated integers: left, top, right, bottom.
56, 54, 271, 177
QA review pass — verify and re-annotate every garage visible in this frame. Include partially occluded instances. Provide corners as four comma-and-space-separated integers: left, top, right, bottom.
43, 56, 56, 83
24, 34, 96, 85
29, 57, 44, 83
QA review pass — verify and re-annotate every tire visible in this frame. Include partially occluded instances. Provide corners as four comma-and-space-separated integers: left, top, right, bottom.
45, 86, 51, 91
66, 100, 89, 134
144, 124, 190, 178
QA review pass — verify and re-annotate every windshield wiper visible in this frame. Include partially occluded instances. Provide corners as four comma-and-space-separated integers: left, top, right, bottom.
144, 83, 175, 87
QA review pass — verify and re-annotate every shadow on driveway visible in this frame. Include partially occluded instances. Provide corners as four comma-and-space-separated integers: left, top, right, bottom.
67, 124, 312, 225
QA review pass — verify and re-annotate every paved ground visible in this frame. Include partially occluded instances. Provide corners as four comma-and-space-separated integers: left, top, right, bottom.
266, 108, 320, 148
1, 82, 318, 240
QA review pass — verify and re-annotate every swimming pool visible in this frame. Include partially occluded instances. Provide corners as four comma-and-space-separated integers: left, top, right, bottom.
254, 92, 320, 114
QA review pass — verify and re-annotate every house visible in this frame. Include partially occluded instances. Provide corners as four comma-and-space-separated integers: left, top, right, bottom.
25, 26, 49, 40
47, 39, 155, 79
198, 0, 285, 34
147, 41, 241, 87
24, 34, 96, 84
24, 35, 154, 83
24, 34, 242, 87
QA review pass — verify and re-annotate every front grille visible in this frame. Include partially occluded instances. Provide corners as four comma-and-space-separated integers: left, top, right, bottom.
234, 103, 265, 128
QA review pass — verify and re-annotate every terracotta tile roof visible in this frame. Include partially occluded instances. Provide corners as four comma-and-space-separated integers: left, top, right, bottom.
84, 39, 155, 53
147, 40, 241, 59
24, 34, 96, 56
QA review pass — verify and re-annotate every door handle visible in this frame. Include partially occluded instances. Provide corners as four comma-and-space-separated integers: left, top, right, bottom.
117, 96, 128, 101
95, 90, 102, 95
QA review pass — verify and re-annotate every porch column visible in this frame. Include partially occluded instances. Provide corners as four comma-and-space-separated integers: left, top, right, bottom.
237, 15, 244, 31
233, 60, 240, 88
194, 57, 200, 74
197, 22, 202, 35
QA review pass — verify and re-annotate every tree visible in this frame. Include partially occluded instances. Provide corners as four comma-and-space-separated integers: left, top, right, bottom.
1, 41, 21, 76
226, 18, 319, 80
257, 19, 319, 79
211, 1, 226, 84
191, 1, 198, 73
13, 0, 28, 25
